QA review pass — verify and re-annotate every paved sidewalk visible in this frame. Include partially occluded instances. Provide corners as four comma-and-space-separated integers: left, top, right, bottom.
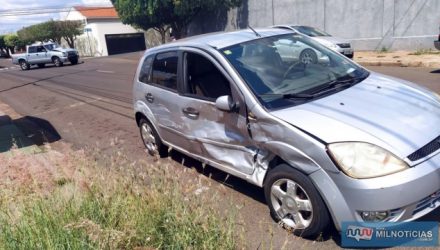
0, 101, 41, 154
355, 50, 440, 68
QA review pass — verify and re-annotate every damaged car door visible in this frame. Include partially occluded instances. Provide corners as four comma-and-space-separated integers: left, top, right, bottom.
177, 49, 258, 175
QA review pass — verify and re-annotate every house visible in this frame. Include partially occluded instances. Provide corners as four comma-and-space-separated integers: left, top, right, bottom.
65, 6, 146, 57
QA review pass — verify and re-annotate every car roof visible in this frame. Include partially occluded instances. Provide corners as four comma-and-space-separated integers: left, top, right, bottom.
146, 28, 295, 53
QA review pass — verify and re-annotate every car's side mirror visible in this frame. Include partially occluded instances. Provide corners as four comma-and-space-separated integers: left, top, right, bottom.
215, 95, 238, 112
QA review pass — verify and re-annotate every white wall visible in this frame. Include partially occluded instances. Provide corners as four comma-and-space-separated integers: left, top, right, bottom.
87, 20, 140, 56
65, 8, 141, 56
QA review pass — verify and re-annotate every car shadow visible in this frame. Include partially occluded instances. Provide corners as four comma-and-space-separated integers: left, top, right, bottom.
0, 115, 61, 153
430, 69, 440, 74
27, 61, 84, 71
168, 149, 267, 204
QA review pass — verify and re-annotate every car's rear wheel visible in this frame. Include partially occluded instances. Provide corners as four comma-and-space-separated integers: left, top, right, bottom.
20, 60, 30, 70
299, 49, 318, 64
139, 118, 168, 157
53, 57, 63, 67
37, 63, 45, 68
264, 164, 330, 238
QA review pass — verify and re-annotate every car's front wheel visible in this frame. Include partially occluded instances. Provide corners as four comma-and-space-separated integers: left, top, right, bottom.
53, 57, 63, 67
20, 60, 30, 70
139, 118, 168, 157
299, 49, 318, 64
264, 164, 330, 238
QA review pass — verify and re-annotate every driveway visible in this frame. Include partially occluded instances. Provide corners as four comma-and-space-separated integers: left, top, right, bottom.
0, 53, 439, 249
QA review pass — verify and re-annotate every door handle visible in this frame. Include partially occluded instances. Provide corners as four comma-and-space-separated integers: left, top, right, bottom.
145, 93, 154, 103
182, 107, 199, 119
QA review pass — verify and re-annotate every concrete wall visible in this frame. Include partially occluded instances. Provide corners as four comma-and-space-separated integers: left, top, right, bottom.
189, 0, 440, 51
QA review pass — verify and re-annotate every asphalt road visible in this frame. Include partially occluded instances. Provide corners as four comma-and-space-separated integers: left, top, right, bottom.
0, 54, 439, 249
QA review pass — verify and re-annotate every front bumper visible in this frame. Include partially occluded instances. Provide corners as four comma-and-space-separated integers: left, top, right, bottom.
311, 151, 440, 231
335, 47, 354, 58
435, 41, 440, 50
61, 55, 79, 63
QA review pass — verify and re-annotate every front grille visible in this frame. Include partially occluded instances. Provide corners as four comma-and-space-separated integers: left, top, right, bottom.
412, 190, 440, 215
407, 135, 440, 161
337, 43, 351, 48
68, 51, 77, 56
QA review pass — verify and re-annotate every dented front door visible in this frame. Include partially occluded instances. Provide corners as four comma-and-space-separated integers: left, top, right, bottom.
177, 96, 257, 175
176, 50, 257, 175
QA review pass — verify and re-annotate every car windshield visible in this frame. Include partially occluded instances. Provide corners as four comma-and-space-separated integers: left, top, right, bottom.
221, 34, 369, 109
44, 43, 61, 51
292, 26, 331, 37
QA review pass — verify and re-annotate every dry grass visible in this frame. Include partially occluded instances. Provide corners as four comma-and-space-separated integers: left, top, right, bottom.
0, 144, 239, 249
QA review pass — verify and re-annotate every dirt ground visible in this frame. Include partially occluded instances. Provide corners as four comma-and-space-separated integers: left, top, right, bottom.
355, 50, 440, 68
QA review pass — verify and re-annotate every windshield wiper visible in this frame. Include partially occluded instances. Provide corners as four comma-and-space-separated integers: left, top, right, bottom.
310, 74, 368, 95
260, 92, 317, 100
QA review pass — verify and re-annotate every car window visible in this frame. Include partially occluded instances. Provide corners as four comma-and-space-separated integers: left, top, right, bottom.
28, 46, 37, 53
152, 51, 178, 91
185, 52, 231, 100
139, 55, 154, 84
37, 46, 46, 53
221, 34, 368, 110
293, 26, 331, 37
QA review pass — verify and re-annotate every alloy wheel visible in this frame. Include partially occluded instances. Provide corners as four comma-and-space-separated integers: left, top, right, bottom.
270, 178, 313, 229
141, 122, 158, 155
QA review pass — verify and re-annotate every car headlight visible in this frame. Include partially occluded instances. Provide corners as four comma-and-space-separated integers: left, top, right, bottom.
320, 41, 339, 50
62, 52, 67, 56
327, 142, 409, 179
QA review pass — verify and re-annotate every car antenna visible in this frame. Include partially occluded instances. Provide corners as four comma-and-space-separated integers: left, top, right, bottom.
248, 26, 262, 37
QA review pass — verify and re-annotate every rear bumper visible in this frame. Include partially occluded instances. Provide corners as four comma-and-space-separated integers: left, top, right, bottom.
435, 41, 440, 50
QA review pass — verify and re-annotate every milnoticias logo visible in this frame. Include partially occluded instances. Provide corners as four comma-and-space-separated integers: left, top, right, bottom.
342, 222, 439, 247
346, 225, 374, 241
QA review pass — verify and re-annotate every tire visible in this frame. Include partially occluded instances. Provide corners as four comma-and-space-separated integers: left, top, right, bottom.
139, 118, 168, 157
264, 164, 330, 238
20, 60, 30, 70
53, 57, 63, 67
37, 63, 45, 68
299, 49, 318, 64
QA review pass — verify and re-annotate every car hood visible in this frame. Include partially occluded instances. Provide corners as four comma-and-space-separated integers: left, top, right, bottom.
270, 72, 440, 160
313, 36, 350, 45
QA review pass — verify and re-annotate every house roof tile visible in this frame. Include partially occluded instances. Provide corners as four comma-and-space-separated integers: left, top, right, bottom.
74, 6, 118, 19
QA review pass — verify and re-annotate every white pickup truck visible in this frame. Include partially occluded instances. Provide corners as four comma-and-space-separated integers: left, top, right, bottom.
12, 42, 79, 70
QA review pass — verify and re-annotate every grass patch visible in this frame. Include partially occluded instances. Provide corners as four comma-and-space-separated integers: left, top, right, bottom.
408, 49, 440, 55
0, 149, 238, 249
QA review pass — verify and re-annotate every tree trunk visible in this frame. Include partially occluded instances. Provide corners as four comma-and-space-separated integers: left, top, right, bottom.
171, 22, 187, 40
154, 27, 167, 44
64, 36, 75, 48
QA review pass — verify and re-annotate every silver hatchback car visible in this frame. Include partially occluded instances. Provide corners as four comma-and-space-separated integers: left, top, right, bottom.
133, 28, 440, 237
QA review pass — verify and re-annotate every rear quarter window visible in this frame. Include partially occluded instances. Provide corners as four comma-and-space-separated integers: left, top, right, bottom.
151, 51, 178, 91
138, 56, 154, 83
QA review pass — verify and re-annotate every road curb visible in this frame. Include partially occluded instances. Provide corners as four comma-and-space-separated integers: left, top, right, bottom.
357, 60, 440, 68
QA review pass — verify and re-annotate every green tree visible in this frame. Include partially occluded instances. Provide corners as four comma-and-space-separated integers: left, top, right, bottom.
0, 35, 6, 56
111, 0, 242, 43
55, 20, 84, 48
4, 34, 24, 54
17, 20, 84, 48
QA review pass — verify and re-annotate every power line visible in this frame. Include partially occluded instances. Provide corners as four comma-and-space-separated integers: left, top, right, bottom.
0, 4, 113, 17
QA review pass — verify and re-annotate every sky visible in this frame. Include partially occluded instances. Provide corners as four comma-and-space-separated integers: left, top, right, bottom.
0, 0, 112, 34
